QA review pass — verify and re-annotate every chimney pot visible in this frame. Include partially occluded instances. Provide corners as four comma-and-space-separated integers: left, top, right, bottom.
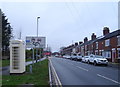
103, 27, 110, 35
91, 33, 96, 40
79, 41, 83, 45
75, 42, 78, 46
84, 37, 88, 42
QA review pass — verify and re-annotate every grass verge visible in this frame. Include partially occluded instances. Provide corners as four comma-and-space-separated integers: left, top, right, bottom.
2, 59, 49, 87
26, 58, 32, 62
1, 58, 32, 67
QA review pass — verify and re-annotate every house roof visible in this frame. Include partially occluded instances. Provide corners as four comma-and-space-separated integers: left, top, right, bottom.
64, 29, 120, 50
77, 29, 120, 47
103, 29, 120, 40
90, 29, 120, 43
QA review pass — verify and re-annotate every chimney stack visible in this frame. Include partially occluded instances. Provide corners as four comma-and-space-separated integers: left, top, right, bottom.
103, 27, 110, 35
75, 42, 78, 46
91, 33, 96, 40
79, 41, 83, 45
84, 37, 88, 43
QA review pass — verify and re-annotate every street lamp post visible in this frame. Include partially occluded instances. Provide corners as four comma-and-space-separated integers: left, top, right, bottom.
37, 17, 40, 37
36, 17, 40, 63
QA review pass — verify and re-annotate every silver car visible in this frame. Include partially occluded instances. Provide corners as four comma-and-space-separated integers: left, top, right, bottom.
71, 54, 77, 60
77, 54, 83, 61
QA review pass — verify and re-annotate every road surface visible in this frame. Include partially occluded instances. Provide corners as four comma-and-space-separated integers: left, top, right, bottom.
50, 57, 120, 86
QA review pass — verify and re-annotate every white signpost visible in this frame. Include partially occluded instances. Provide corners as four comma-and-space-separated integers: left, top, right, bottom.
26, 36, 46, 65
26, 36, 46, 49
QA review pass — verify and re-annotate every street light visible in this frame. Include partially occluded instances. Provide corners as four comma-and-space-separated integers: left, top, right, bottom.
36, 16, 40, 63
37, 17, 40, 37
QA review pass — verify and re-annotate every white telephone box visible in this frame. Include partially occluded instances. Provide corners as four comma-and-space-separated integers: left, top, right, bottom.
10, 40, 25, 74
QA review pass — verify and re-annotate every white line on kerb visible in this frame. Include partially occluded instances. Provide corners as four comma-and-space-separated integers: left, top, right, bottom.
76, 66, 89, 71
97, 74, 120, 84
50, 59, 62, 86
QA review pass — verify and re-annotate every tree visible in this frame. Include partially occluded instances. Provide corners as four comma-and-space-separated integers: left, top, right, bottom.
2, 12, 13, 58
26, 49, 32, 59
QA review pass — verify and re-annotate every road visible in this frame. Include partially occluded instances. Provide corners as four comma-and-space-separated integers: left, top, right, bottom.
50, 57, 120, 86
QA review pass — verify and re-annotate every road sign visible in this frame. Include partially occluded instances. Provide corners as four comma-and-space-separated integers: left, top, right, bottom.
26, 36, 46, 48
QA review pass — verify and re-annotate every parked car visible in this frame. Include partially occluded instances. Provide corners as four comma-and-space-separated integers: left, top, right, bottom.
55, 54, 59, 57
87, 54, 108, 66
71, 53, 77, 60
77, 54, 83, 61
82, 56, 89, 63
63, 55, 71, 59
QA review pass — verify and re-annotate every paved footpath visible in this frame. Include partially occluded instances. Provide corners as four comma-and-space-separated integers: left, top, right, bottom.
0, 57, 46, 75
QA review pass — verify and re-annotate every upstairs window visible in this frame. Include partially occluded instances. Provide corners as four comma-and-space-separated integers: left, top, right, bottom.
105, 39, 110, 47
85, 45, 87, 51
81, 46, 84, 50
96, 42, 98, 49
92, 44, 93, 49
117, 36, 120, 46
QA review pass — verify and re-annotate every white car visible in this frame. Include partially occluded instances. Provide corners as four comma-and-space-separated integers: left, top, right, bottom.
76, 54, 83, 61
82, 56, 89, 63
88, 54, 108, 66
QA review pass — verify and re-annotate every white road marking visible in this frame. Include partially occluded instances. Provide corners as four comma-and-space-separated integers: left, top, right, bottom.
48, 61, 52, 86
66, 61, 89, 71
49, 59, 62, 86
76, 66, 89, 71
97, 74, 120, 84
67, 62, 74, 65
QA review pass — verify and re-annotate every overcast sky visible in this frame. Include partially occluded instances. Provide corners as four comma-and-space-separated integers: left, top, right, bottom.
0, 1, 118, 52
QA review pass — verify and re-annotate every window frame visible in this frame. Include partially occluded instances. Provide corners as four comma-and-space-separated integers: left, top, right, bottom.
118, 49, 120, 59
96, 42, 98, 49
104, 51, 111, 58
105, 39, 110, 47
117, 36, 120, 46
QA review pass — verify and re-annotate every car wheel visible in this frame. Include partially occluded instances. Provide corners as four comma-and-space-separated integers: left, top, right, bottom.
94, 61, 97, 66
88, 60, 90, 64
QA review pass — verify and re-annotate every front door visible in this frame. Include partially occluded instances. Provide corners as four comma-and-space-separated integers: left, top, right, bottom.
112, 49, 116, 62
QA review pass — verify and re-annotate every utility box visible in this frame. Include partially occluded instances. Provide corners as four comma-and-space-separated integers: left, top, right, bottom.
10, 40, 25, 74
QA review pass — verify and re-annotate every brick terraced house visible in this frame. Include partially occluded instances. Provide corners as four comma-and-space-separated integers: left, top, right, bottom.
61, 27, 120, 63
